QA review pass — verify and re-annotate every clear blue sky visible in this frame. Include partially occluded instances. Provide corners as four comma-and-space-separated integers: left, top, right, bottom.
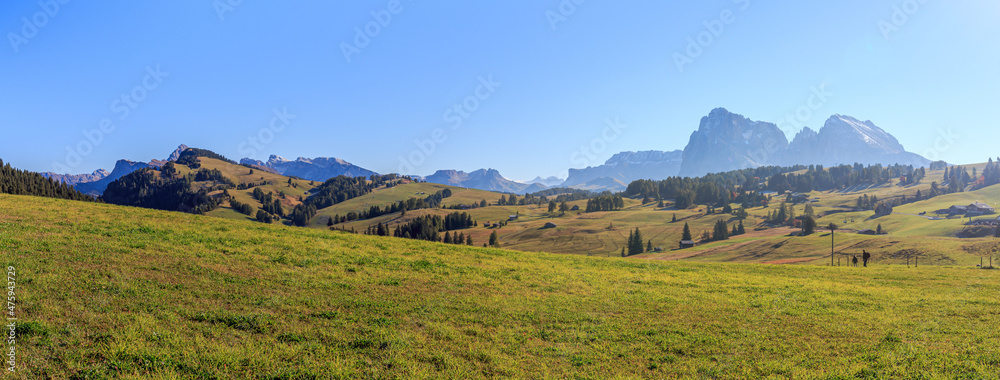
1, 1, 997, 181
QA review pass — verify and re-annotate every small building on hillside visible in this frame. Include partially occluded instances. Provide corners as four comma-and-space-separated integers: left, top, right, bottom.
858, 229, 877, 235
508, 215, 519, 221
544, 222, 557, 229
946, 205, 969, 215
943, 202, 996, 216
968, 202, 995, 216
679, 240, 696, 249
570, 205, 580, 211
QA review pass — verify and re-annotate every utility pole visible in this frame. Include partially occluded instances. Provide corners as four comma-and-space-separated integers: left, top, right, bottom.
828, 223, 838, 266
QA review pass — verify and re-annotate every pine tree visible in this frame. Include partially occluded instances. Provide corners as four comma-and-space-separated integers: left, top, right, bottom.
559, 201, 569, 212
712, 219, 729, 241
802, 216, 816, 235
876, 224, 883, 235
628, 228, 644, 256
646, 239, 653, 253
737, 220, 745, 235
548, 201, 556, 212
489, 231, 499, 247
626, 229, 634, 255
682, 223, 693, 241
466, 234, 473, 246
621, 247, 626, 257
671, 213, 677, 223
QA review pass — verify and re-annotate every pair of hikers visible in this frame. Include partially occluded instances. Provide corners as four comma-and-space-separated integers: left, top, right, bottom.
851, 250, 872, 267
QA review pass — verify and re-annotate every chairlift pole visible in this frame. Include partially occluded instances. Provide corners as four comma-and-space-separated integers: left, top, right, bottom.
830, 228, 834, 266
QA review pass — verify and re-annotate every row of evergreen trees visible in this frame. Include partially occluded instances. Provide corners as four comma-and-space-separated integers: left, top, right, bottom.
0, 160, 95, 202
307, 175, 402, 210
174, 148, 236, 169
625, 163, 936, 211
389, 212, 477, 242
973, 158, 1000, 190
251, 188, 284, 217
328, 188, 455, 225
585, 195, 625, 212
103, 168, 219, 214
229, 200, 255, 216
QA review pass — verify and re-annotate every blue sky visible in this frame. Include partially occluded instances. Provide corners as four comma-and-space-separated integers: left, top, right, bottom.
1, 1, 997, 181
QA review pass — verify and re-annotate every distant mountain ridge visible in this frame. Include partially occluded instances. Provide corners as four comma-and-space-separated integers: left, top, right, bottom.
562, 150, 683, 191
557, 108, 930, 191
74, 160, 153, 197
424, 168, 546, 194
240, 155, 376, 182
779, 114, 929, 167
49, 144, 189, 196
528, 176, 565, 187
40, 169, 110, 187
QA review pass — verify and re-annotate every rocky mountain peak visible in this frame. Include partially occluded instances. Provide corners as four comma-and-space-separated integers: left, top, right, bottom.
679, 108, 788, 177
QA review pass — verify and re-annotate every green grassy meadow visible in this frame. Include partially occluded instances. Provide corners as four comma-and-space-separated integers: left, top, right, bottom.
3, 194, 1000, 378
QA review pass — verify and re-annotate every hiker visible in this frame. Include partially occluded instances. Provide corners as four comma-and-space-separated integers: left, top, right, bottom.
862, 250, 871, 267
852, 256, 858, 267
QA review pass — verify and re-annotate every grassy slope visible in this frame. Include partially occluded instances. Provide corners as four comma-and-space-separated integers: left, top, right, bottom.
304, 174, 1000, 264
3, 194, 1000, 378
307, 182, 502, 228
164, 160, 999, 265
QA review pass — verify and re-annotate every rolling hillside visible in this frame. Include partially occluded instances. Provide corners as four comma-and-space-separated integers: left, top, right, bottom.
81, 153, 1000, 267
300, 164, 1000, 265
3, 193, 1000, 378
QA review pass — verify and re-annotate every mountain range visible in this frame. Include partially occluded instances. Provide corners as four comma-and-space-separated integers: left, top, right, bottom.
564, 150, 683, 190
43, 144, 189, 196
423, 169, 548, 194
44, 108, 932, 195
240, 155, 376, 182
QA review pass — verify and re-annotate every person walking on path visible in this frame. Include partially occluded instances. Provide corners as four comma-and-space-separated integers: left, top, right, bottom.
862, 250, 871, 267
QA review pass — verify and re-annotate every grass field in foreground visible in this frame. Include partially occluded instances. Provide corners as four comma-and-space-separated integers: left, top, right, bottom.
2, 194, 1000, 378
